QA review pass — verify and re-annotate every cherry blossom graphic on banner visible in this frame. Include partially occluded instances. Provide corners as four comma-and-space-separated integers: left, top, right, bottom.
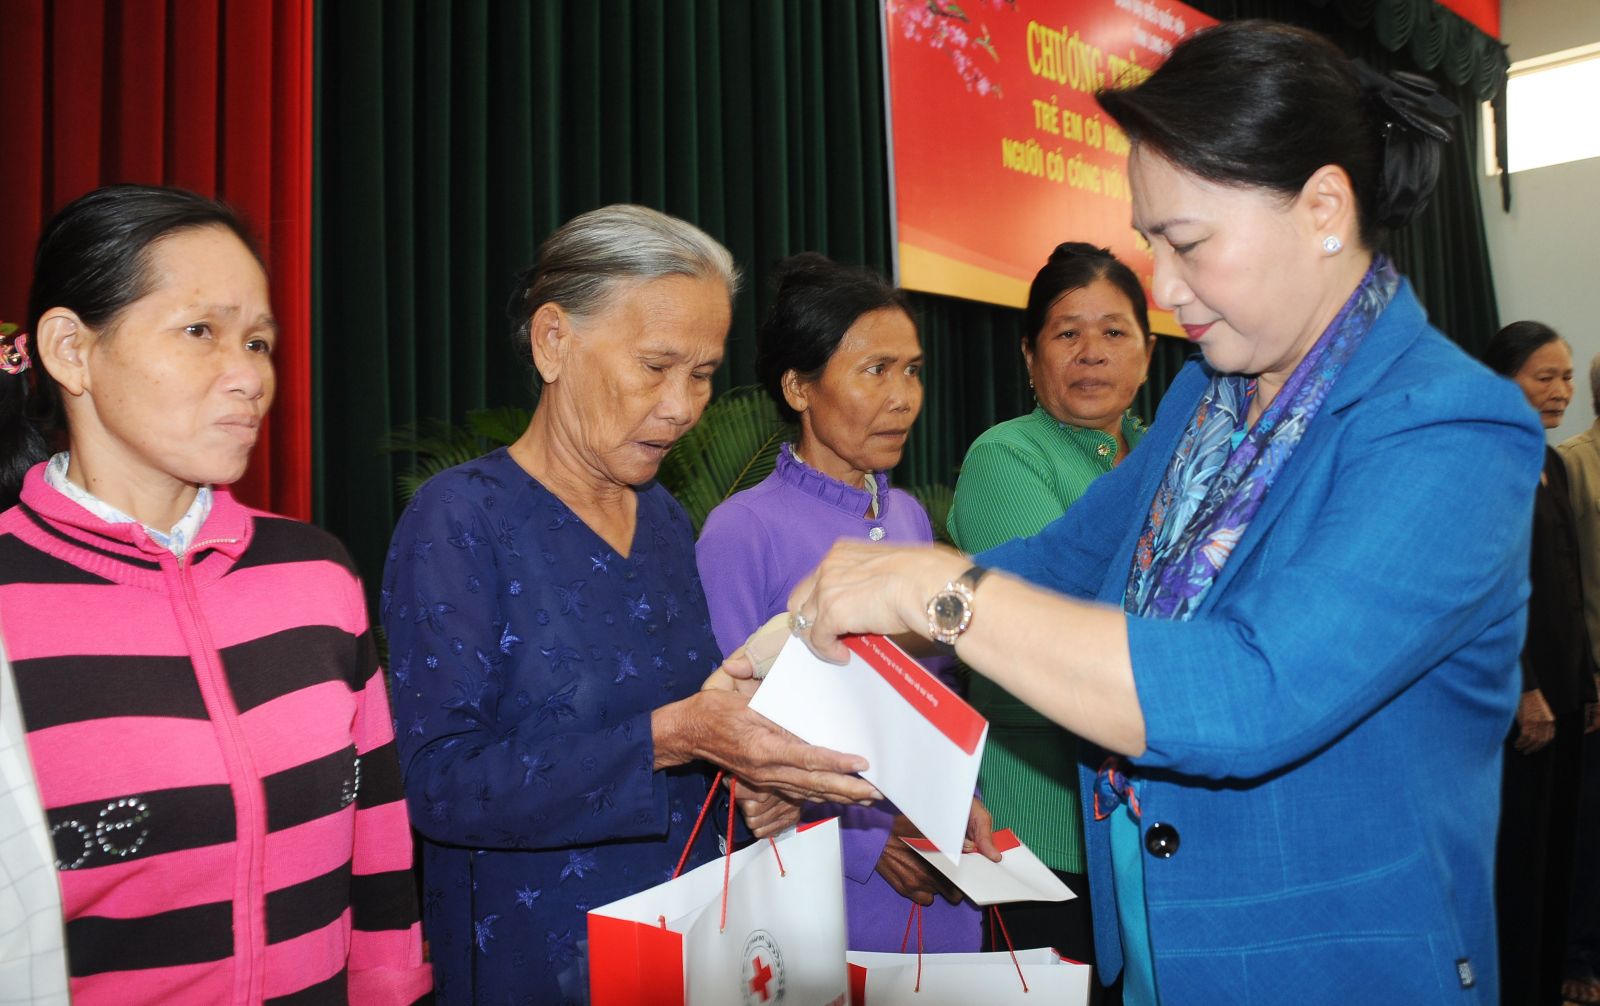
883, 0, 1214, 333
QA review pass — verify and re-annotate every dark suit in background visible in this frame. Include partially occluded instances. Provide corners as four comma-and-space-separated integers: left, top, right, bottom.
1497, 446, 1598, 1006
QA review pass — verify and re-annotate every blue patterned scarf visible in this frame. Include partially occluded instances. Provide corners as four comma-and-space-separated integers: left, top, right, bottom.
1093, 257, 1399, 821
1123, 257, 1399, 622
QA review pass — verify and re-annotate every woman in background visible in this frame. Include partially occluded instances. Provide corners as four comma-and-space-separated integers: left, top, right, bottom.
947, 242, 1153, 969
1483, 320, 1596, 1006
1555, 350, 1600, 1006
697, 253, 993, 953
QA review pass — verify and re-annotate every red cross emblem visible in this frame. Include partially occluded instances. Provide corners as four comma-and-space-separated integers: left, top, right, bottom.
741, 929, 784, 1003
748, 954, 775, 1001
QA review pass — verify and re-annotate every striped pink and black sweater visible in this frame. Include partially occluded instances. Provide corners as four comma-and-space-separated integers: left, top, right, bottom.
0, 465, 431, 1004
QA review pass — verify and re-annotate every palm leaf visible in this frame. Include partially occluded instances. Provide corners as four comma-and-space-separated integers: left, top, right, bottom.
656, 385, 792, 530
904, 482, 956, 546
466, 405, 534, 445
383, 408, 531, 504
382, 387, 815, 535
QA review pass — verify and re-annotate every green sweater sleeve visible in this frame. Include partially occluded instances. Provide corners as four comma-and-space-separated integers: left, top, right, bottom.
948, 440, 1070, 554
946, 425, 1101, 873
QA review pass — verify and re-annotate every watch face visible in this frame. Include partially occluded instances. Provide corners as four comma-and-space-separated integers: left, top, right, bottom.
931, 592, 967, 628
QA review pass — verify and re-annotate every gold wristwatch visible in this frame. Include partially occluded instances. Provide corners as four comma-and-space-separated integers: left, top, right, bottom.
926, 565, 990, 647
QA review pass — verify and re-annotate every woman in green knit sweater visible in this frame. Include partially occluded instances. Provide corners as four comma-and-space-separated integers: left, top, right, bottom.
948, 242, 1155, 977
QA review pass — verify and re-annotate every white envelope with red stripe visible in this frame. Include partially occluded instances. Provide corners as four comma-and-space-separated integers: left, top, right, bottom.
749, 634, 987, 861
903, 828, 1076, 905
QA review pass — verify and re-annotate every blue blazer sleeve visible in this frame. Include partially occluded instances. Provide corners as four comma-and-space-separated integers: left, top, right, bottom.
383, 484, 669, 851
1127, 370, 1544, 780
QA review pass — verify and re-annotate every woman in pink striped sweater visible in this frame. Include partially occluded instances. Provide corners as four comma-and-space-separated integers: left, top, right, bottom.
0, 185, 430, 1004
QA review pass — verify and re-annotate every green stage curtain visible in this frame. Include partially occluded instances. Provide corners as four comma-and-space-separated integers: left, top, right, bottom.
315, 0, 1500, 586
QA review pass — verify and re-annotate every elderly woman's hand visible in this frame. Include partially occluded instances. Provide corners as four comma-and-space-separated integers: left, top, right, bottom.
651, 689, 880, 805
1514, 688, 1557, 753
875, 813, 960, 906
875, 797, 999, 907
786, 541, 969, 663
700, 612, 796, 695
700, 663, 760, 698
962, 797, 1002, 861
735, 784, 804, 838
744, 612, 796, 678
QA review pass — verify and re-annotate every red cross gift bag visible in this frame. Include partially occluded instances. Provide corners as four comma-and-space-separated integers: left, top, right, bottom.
589, 775, 849, 1006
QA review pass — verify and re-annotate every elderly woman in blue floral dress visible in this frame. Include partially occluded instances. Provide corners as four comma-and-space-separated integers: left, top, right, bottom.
382, 206, 874, 1005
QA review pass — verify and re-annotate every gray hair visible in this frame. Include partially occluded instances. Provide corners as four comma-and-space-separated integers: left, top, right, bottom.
509, 204, 741, 364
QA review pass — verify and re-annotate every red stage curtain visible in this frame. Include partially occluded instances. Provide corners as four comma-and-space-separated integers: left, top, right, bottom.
1438, 0, 1499, 40
0, 0, 313, 520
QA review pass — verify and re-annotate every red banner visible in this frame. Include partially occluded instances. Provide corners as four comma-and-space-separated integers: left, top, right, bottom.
883, 0, 1214, 334
1438, 0, 1498, 39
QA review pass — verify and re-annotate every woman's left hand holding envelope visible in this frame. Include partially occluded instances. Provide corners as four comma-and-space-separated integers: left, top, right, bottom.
701, 612, 823, 835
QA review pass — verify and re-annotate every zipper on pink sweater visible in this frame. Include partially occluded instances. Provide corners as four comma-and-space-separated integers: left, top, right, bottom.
188, 538, 241, 553
172, 542, 263, 1003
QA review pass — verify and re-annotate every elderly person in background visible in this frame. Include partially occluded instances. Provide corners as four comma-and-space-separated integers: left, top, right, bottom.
947, 241, 1153, 968
1484, 321, 1598, 1006
1557, 352, 1600, 1006
766, 21, 1544, 1003
383, 208, 877, 1004
696, 252, 994, 954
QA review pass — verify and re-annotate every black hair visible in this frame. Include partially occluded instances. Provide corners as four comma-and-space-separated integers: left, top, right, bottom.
0, 184, 261, 510
1482, 320, 1562, 378
1024, 242, 1151, 349
755, 253, 914, 422
1095, 20, 1456, 247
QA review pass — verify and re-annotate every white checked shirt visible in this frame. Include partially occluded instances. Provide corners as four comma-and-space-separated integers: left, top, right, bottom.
45, 452, 212, 557
0, 632, 70, 1004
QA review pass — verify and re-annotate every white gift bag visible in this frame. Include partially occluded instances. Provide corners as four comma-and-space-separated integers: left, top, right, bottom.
589, 776, 848, 1006
847, 948, 1092, 1004
846, 905, 1093, 1005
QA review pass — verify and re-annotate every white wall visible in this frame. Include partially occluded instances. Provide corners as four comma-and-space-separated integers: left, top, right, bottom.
1478, 0, 1600, 444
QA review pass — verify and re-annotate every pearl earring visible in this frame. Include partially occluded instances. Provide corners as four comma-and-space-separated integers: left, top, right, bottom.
1322, 235, 1343, 254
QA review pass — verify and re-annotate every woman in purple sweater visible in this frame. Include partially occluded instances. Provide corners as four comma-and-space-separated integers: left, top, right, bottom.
695, 253, 988, 952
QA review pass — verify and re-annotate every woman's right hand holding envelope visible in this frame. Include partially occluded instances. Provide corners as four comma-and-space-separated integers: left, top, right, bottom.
877, 813, 962, 906
652, 688, 879, 805
703, 611, 793, 693
661, 610, 877, 806
876, 799, 1002, 905
698, 613, 841, 831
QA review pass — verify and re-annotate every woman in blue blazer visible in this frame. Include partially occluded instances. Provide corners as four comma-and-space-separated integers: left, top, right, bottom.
773, 22, 1543, 1004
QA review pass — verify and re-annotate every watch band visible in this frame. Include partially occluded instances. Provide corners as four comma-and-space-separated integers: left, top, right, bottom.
956, 564, 990, 594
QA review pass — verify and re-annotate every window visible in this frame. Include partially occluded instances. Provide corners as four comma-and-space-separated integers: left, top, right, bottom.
1484, 42, 1600, 174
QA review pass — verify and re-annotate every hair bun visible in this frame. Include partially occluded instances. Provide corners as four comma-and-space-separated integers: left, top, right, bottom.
1352, 60, 1458, 228
770, 251, 837, 289
1047, 241, 1111, 263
